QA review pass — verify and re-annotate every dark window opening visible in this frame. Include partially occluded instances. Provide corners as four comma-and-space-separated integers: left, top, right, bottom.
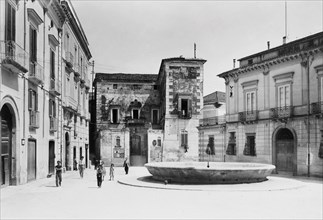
181, 131, 188, 152
113, 84, 117, 89
226, 132, 236, 155
244, 134, 256, 156
152, 109, 158, 124
112, 109, 118, 123
133, 109, 139, 119
206, 136, 215, 155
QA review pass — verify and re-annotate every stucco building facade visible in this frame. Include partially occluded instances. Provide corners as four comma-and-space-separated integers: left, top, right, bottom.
215, 32, 323, 177
92, 57, 206, 166
0, 0, 92, 187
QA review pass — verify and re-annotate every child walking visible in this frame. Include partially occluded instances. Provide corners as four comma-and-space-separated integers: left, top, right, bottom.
109, 163, 114, 181
96, 161, 106, 188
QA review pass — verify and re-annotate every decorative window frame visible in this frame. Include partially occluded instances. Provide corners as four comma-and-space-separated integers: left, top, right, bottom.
315, 65, 323, 102
273, 72, 294, 108
131, 108, 140, 119
27, 8, 43, 30
110, 106, 120, 124
241, 80, 258, 112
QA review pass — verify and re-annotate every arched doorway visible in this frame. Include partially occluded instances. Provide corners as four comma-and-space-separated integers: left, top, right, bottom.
275, 128, 295, 173
1, 105, 13, 186
65, 132, 70, 170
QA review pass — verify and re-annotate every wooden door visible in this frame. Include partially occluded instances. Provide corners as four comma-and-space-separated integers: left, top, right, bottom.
1, 117, 11, 186
276, 140, 294, 172
48, 141, 55, 174
130, 135, 146, 166
27, 140, 36, 182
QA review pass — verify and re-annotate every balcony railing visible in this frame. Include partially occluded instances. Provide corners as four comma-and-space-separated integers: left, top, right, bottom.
65, 52, 74, 68
73, 64, 80, 77
311, 102, 323, 115
126, 118, 145, 125
0, 40, 28, 73
178, 110, 192, 119
270, 106, 293, 120
199, 115, 225, 126
49, 116, 58, 132
49, 78, 61, 96
29, 110, 39, 128
29, 61, 44, 84
239, 111, 258, 123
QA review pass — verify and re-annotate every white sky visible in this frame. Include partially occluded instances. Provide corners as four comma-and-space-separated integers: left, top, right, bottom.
72, 0, 323, 96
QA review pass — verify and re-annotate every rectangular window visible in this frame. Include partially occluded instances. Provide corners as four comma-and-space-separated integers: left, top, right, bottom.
5, 1, 16, 41
157, 137, 161, 147
243, 133, 256, 156
152, 109, 159, 124
226, 132, 236, 155
320, 77, 323, 102
179, 98, 192, 118
112, 108, 119, 124
132, 109, 139, 119
113, 84, 117, 89
49, 99, 56, 117
181, 130, 188, 152
28, 89, 37, 111
116, 137, 120, 147
50, 49, 55, 79
246, 91, 256, 113
278, 84, 290, 107
29, 27, 37, 62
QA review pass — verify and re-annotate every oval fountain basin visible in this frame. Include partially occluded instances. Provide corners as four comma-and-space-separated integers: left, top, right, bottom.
145, 162, 276, 184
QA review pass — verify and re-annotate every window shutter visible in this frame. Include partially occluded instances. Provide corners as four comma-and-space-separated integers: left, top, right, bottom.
49, 100, 52, 117
184, 133, 188, 145
188, 99, 192, 115
28, 90, 32, 110
178, 98, 182, 112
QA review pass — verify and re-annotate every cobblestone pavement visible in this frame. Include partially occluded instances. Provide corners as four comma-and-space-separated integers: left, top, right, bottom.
1, 167, 322, 220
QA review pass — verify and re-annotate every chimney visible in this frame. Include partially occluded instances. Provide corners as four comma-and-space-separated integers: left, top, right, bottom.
233, 59, 236, 68
267, 41, 270, 50
283, 36, 286, 44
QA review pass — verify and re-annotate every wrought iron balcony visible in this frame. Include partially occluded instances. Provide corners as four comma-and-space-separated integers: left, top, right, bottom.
311, 102, 322, 115
49, 116, 58, 132
239, 111, 258, 123
29, 61, 44, 84
49, 78, 61, 96
65, 51, 74, 68
29, 110, 40, 129
0, 40, 28, 73
270, 106, 293, 120
199, 115, 225, 126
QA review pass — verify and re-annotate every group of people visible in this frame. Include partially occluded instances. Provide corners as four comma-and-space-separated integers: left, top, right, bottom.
55, 157, 129, 188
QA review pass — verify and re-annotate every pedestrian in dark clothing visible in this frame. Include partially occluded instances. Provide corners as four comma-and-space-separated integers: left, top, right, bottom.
123, 157, 129, 175
96, 161, 106, 188
55, 161, 63, 187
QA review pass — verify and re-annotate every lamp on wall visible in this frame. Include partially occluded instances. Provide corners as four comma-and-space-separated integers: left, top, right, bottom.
21, 139, 25, 146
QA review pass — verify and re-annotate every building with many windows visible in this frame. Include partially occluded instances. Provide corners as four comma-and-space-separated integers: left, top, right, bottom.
213, 32, 323, 177
0, 0, 92, 187
91, 57, 206, 166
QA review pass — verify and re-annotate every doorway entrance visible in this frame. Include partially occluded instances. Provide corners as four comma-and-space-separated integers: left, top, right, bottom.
1, 105, 13, 187
275, 128, 295, 173
27, 140, 36, 182
130, 134, 147, 166
48, 141, 55, 175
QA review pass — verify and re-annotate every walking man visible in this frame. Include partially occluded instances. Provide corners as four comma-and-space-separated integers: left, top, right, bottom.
55, 161, 63, 187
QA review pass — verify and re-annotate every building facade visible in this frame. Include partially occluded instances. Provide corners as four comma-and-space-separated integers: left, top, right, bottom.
214, 32, 323, 177
92, 57, 206, 166
0, 0, 92, 187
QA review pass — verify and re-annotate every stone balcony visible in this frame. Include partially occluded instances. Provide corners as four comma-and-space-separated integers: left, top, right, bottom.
0, 40, 28, 73
29, 61, 44, 85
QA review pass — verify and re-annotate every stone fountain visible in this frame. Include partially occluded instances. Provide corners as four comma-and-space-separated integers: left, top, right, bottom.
145, 162, 276, 184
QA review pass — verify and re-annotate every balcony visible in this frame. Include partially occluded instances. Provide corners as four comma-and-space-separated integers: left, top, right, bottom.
270, 106, 293, 121
199, 115, 226, 126
49, 116, 58, 132
178, 110, 192, 119
126, 118, 145, 125
0, 40, 28, 73
311, 102, 323, 116
29, 110, 40, 129
239, 111, 258, 123
29, 61, 44, 84
49, 78, 61, 96
73, 64, 80, 78
65, 52, 74, 68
